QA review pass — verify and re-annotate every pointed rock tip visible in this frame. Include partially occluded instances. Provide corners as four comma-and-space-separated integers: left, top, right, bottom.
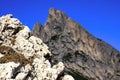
49, 8, 58, 15
49, 8, 57, 16
34, 22, 42, 27
32, 22, 43, 32
49, 8, 56, 13
48, 8, 67, 17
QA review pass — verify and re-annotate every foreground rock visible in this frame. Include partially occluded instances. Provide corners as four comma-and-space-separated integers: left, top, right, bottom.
0, 14, 74, 80
32, 8, 120, 80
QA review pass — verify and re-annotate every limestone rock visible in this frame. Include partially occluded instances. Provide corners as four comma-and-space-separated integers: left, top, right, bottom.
0, 62, 20, 80
32, 8, 120, 80
32, 58, 64, 80
0, 14, 73, 80
62, 75, 74, 80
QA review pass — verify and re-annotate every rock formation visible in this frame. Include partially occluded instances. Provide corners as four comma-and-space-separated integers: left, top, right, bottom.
32, 8, 120, 80
0, 14, 74, 80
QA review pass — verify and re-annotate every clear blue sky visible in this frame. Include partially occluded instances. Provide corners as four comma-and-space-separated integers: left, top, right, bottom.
0, 0, 120, 51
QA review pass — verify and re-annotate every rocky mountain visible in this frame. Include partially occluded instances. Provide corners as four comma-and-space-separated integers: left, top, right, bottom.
0, 14, 74, 80
32, 8, 120, 80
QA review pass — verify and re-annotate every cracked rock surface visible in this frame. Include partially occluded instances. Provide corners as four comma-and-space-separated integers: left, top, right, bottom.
0, 14, 74, 80
32, 8, 120, 80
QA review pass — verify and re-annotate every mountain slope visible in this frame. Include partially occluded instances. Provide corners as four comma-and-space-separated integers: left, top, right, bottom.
32, 8, 120, 80
0, 14, 74, 80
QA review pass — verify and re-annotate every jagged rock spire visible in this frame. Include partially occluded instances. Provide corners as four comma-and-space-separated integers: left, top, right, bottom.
32, 8, 120, 80
32, 22, 43, 37
44, 8, 67, 34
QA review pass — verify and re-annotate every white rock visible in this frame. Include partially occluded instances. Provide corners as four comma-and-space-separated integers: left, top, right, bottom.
62, 75, 74, 80
53, 62, 64, 74
0, 62, 20, 79
0, 14, 22, 36
0, 53, 4, 58
15, 73, 28, 80
16, 26, 30, 39
32, 58, 65, 80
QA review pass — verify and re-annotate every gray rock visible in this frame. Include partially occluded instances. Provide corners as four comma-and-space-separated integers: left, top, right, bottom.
32, 8, 120, 80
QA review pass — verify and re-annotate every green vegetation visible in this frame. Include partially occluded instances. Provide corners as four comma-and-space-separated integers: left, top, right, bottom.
66, 69, 89, 80
116, 73, 120, 76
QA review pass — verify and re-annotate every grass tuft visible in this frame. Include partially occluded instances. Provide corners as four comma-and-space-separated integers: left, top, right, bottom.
0, 45, 33, 66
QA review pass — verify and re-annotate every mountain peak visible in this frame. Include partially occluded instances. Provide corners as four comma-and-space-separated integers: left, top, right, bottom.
46, 8, 68, 26
48, 8, 67, 18
32, 8, 120, 80
49, 8, 56, 16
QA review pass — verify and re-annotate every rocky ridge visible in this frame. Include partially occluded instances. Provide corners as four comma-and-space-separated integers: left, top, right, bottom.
32, 8, 120, 80
0, 14, 74, 80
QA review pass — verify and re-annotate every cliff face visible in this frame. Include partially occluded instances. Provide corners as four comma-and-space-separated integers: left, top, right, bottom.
32, 8, 120, 80
0, 14, 74, 80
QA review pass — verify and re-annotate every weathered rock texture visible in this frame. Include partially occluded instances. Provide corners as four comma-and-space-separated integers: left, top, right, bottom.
32, 8, 120, 80
0, 14, 74, 80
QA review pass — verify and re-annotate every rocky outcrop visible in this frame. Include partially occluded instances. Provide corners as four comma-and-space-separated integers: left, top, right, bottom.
32, 8, 120, 80
0, 14, 74, 80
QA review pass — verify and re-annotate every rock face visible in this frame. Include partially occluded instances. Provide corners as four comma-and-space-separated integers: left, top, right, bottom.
32, 8, 120, 80
0, 14, 74, 80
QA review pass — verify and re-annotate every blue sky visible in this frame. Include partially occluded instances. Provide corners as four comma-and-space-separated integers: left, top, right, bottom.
0, 0, 120, 51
